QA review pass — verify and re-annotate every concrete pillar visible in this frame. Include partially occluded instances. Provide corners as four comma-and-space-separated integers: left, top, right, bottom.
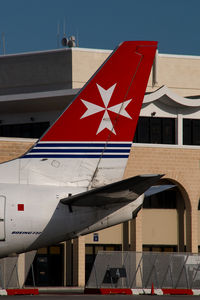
73, 236, 85, 286
177, 114, 183, 145
186, 205, 198, 253
18, 253, 25, 288
152, 49, 158, 87
122, 222, 129, 251
130, 210, 143, 252
177, 192, 185, 252
65, 240, 73, 286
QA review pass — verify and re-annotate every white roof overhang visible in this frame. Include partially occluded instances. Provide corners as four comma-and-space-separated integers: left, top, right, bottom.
144, 85, 200, 108
0, 89, 79, 114
1, 85, 200, 114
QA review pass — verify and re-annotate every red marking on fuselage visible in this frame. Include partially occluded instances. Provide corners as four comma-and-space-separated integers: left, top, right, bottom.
18, 204, 24, 211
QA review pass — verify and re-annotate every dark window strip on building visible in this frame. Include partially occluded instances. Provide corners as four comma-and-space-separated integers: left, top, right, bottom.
0, 122, 50, 139
134, 117, 175, 144
143, 190, 177, 209
183, 118, 200, 145
143, 245, 178, 252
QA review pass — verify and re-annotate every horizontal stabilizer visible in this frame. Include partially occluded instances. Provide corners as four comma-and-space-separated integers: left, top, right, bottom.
60, 174, 163, 207
144, 184, 175, 197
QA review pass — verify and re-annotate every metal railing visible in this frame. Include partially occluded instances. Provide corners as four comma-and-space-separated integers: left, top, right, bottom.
86, 251, 200, 289
0, 257, 19, 289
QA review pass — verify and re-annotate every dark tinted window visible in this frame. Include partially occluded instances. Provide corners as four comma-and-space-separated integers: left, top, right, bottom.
0, 122, 50, 139
163, 118, 175, 144
143, 190, 177, 209
137, 117, 150, 143
183, 119, 200, 145
143, 245, 177, 252
134, 117, 175, 144
150, 118, 162, 143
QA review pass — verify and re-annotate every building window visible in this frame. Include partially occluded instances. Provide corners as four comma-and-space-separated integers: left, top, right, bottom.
134, 117, 175, 144
0, 122, 50, 139
143, 245, 177, 252
183, 119, 200, 145
143, 190, 177, 209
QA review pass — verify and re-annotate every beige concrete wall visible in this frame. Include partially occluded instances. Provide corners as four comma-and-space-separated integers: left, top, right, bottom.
85, 144, 200, 251
155, 55, 200, 96
85, 224, 122, 244
0, 138, 35, 162
142, 209, 177, 245
73, 236, 85, 286
197, 212, 200, 244
72, 49, 110, 88
71, 48, 154, 90
125, 144, 200, 253
72, 48, 200, 97
85, 209, 179, 246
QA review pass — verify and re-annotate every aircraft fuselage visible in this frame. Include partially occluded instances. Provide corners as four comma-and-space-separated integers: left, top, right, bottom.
0, 183, 140, 258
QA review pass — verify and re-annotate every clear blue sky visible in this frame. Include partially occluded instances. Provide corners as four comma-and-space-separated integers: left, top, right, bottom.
0, 0, 200, 55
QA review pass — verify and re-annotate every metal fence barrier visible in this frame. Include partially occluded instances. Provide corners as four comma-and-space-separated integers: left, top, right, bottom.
86, 251, 200, 289
0, 251, 36, 289
0, 257, 19, 289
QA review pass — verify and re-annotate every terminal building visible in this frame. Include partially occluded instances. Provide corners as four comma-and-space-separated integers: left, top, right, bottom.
0, 45, 200, 287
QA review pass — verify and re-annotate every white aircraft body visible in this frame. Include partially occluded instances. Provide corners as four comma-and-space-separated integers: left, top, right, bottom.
0, 41, 160, 258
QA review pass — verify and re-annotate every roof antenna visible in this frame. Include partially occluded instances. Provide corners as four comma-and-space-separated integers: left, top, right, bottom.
76, 29, 79, 47
63, 17, 66, 37
61, 18, 68, 47
57, 21, 60, 48
2, 33, 5, 55
61, 18, 76, 48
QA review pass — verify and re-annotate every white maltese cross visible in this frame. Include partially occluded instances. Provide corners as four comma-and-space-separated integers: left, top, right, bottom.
80, 83, 132, 135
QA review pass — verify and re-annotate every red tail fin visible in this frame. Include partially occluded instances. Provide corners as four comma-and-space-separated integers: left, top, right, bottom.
41, 41, 157, 142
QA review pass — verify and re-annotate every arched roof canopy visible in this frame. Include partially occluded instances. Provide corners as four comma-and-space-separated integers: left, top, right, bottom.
158, 177, 191, 211
144, 85, 200, 108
